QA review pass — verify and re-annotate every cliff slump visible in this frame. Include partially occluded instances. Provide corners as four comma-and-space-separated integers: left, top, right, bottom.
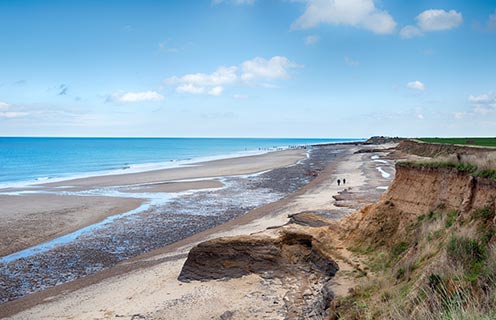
343, 162, 496, 249
398, 139, 496, 158
178, 230, 338, 282
178, 226, 341, 319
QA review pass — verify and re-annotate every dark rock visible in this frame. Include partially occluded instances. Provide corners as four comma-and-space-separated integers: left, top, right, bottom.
219, 310, 234, 320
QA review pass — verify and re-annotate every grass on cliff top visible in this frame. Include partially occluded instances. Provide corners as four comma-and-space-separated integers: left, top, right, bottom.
397, 161, 478, 172
418, 137, 496, 147
397, 160, 496, 181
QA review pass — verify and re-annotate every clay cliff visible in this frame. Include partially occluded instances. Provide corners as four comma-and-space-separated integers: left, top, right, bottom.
335, 161, 496, 319
343, 163, 496, 249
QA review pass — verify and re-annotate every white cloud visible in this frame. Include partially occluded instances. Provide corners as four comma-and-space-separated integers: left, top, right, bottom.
111, 91, 164, 103
168, 66, 238, 88
168, 66, 237, 96
176, 84, 205, 94
241, 56, 301, 82
407, 80, 426, 91
469, 93, 496, 104
292, 0, 396, 34
305, 34, 320, 45
344, 56, 360, 66
208, 86, 224, 96
401, 9, 462, 40
416, 9, 462, 31
167, 56, 301, 96
400, 25, 423, 39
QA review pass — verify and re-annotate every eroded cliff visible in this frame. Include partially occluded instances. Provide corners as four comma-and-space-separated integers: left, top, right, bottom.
335, 162, 496, 319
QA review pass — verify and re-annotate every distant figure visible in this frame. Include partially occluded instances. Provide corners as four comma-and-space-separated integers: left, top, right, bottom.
343, 178, 346, 185
337, 179, 341, 186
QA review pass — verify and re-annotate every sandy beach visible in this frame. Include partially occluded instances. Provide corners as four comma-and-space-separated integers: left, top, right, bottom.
0, 143, 398, 319
1, 147, 319, 306
0, 149, 305, 258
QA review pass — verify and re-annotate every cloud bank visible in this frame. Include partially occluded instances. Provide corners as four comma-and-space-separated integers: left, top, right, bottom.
167, 56, 301, 96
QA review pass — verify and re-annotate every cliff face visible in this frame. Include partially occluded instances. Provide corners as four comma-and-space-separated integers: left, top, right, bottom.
385, 164, 495, 215
335, 159, 496, 319
343, 162, 496, 249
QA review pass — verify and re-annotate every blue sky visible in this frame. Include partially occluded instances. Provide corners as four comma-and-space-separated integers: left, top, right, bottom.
0, 0, 495, 138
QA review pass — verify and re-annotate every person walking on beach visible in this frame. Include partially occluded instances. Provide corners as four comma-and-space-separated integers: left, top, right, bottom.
337, 179, 341, 186
343, 178, 346, 185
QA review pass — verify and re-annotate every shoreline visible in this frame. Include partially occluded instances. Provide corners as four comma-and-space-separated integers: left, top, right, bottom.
1, 139, 360, 190
0, 149, 307, 259
0, 143, 397, 318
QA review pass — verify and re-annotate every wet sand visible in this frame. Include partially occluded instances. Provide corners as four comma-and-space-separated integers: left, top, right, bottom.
43, 149, 308, 189
0, 195, 143, 258
1, 143, 398, 319
0, 149, 305, 259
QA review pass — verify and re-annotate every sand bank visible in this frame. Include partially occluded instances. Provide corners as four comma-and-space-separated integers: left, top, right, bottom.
43, 148, 308, 189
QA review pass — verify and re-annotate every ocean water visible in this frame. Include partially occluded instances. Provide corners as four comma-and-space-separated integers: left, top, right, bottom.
0, 137, 360, 187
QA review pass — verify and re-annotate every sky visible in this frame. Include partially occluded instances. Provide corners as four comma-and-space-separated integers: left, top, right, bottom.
0, 0, 495, 138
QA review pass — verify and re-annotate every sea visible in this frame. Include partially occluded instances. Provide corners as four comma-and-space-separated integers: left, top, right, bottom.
0, 137, 360, 188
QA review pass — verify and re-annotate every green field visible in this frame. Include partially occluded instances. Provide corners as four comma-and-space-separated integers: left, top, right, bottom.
418, 137, 496, 147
